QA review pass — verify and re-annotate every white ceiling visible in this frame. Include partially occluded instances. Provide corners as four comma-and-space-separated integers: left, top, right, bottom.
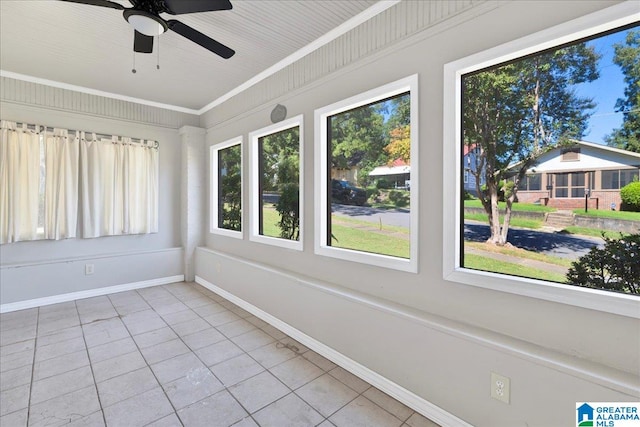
0, 0, 386, 113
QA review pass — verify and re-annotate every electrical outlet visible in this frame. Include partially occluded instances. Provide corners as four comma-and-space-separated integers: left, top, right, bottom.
85, 264, 94, 275
491, 372, 510, 404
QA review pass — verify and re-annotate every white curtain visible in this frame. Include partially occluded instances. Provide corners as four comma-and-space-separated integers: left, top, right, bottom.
44, 129, 79, 240
81, 135, 158, 238
0, 121, 41, 243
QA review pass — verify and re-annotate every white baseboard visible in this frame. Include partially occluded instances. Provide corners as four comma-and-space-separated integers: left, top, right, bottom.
195, 275, 471, 427
0, 275, 184, 313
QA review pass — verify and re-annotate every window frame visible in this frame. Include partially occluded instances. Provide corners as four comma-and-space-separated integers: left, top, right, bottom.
249, 115, 304, 251
210, 137, 243, 239
442, 2, 639, 318
314, 75, 419, 273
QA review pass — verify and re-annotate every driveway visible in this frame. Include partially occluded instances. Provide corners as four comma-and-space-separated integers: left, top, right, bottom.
331, 204, 410, 228
463, 222, 604, 260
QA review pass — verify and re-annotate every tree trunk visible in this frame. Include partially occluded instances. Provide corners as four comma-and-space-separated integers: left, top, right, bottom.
486, 180, 506, 245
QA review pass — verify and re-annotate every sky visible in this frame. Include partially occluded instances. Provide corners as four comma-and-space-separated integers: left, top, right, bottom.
573, 26, 632, 145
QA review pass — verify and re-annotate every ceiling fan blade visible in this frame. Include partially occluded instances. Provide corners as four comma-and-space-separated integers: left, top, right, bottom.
167, 20, 234, 59
133, 30, 153, 53
162, 0, 232, 15
58, 0, 124, 10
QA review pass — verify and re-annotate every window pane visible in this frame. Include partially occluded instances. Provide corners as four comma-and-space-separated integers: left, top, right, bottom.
620, 169, 638, 188
556, 173, 568, 187
327, 92, 410, 259
218, 144, 242, 231
555, 188, 568, 198
571, 172, 585, 187
571, 188, 585, 198
601, 170, 616, 189
259, 127, 300, 240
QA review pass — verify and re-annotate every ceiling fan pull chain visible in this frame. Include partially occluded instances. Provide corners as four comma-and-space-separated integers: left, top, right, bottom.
156, 37, 160, 70
132, 50, 137, 74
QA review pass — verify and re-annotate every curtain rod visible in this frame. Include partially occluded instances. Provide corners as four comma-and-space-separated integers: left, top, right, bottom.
11, 122, 159, 148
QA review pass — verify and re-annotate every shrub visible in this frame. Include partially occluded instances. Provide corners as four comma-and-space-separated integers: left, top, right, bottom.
620, 181, 640, 212
388, 190, 409, 208
275, 183, 299, 240
566, 233, 640, 295
375, 179, 392, 189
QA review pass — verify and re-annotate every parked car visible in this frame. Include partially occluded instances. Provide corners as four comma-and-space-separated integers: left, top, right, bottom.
331, 179, 367, 206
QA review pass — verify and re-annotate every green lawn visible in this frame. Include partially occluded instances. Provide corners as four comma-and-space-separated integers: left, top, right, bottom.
464, 212, 543, 229
464, 200, 555, 212
262, 205, 286, 239
330, 222, 409, 258
463, 253, 567, 283
562, 226, 628, 239
465, 241, 572, 267
573, 208, 640, 221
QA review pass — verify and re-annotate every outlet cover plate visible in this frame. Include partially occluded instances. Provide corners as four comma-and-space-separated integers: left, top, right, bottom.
491, 372, 510, 404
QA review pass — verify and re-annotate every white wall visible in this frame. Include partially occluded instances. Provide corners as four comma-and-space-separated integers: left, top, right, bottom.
0, 83, 195, 305
535, 145, 640, 171
197, 1, 639, 426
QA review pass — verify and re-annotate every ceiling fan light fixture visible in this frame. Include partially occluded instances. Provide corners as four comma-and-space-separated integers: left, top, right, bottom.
124, 10, 167, 36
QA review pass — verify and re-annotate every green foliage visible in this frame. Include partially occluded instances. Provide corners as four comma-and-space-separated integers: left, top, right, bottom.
275, 183, 300, 240
388, 190, 409, 208
566, 233, 640, 295
260, 127, 300, 240
219, 144, 242, 231
620, 180, 640, 211
605, 30, 640, 153
463, 39, 600, 244
375, 179, 392, 189
464, 191, 476, 200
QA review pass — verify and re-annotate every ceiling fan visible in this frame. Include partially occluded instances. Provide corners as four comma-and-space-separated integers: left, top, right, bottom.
60, 0, 235, 59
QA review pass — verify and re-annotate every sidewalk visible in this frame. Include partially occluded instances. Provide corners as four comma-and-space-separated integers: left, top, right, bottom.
465, 246, 569, 276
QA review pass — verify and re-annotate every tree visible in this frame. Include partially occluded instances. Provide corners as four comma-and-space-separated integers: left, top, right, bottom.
566, 233, 640, 295
384, 125, 410, 164
463, 43, 599, 245
605, 30, 640, 153
219, 144, 242, 231
261, 127, 300, 239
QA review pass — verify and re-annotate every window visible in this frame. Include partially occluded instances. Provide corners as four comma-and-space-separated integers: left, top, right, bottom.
602, 169, 639, 189
561, 147, 580, 161
443, 2, 639, 317
210, 137, 242, 238
315, 75, 418, 272
249, 116, 303, 250
517, 173, 541, 191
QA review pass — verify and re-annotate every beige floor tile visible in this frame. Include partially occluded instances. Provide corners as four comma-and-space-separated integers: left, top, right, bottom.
121, 310, 167, 335
364, 387, 413, 422
30, 366, 94, 405
216, 319, 256, 338
145, 412, 182, 427
210, 354, 265, 387
195, 339, 244, 367
96, 367, 159, 408
405, 412, 442, 427
87, 337, 137, 363
181, 328, 226, 351
328, 366, 371, 394
150, 352, 206, 385
66, 410, 105, 427
0, 384, 30, 417
140, 338, 190, 365
295, 373, 358, 418
330, 395, 403, 427
132, 326, 178, 349
270, 356, 324, 390
92, 350, 147, 383
253, 393, 324, 427
231, 329, 275, 352
33, 349, 89, 382
28, 385, 100, 427
103, 387, 173, 427
0, 365, 31, 392
0, 407, 27, 427
228, 371, 290, 414
170, 318, 211, 337
177, 390, 247, 427
248, 342, 297, 369
162, 367, 224, 409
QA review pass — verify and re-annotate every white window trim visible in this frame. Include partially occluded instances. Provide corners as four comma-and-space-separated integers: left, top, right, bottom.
442, 1, 640, 318
249, 115, 304, 251
210, 137, 243, 239
314, 75, 419, 273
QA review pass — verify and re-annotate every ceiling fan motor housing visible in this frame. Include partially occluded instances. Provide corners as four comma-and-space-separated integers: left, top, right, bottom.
123, 9, 168, 36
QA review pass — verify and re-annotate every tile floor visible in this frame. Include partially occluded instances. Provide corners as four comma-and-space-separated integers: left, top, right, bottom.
0, 282, 440, 427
